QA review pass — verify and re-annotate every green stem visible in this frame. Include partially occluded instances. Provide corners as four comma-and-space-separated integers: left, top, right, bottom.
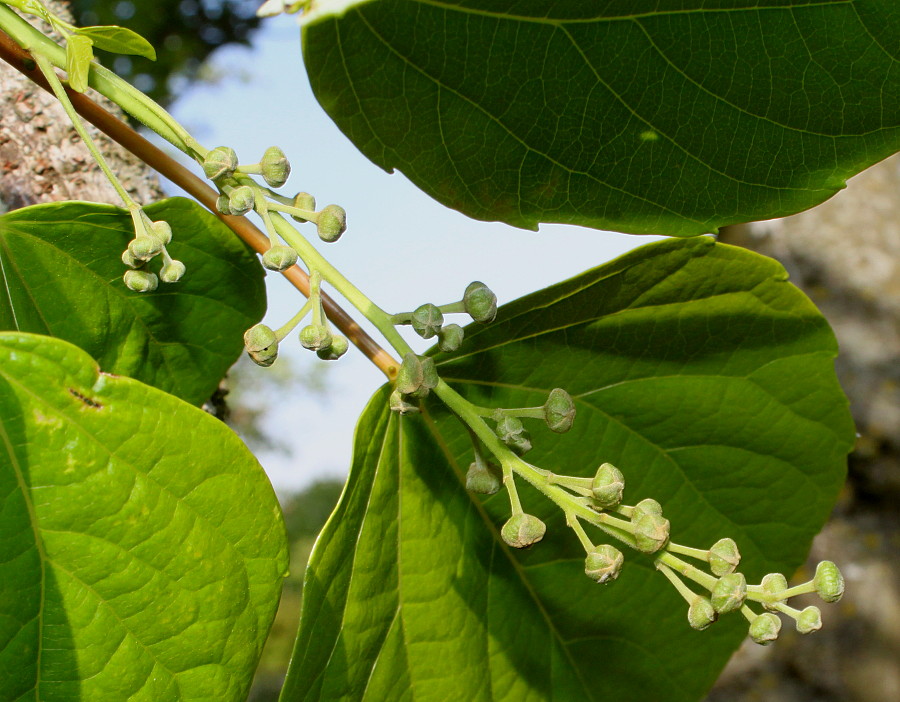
656, 562, 699, 605
32, 53, 137, 210
655, 551, 718, 591
275, 299, 313, 342
437, 301, 466, 315
267, 201, 320, 223
567, 515, 595, 553
780, 581, 817, 599
665, 543, 711, 562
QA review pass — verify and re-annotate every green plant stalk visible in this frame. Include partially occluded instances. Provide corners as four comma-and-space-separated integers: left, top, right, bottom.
666, 543, 711, 562
32, 53, 136, 210
274, 299, 314, 342
0, 4, 201, 155
655, 551, 718, 591
657, 561, 700, 604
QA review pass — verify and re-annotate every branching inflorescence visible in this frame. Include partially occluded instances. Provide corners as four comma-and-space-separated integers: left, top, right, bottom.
0, 0, 845, 651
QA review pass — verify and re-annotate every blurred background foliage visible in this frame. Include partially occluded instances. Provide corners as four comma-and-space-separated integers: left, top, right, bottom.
69, 0, 262, 105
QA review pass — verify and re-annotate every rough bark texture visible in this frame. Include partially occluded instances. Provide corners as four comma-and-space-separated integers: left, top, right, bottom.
0, 0, 161, 213
708, 155, 900, 702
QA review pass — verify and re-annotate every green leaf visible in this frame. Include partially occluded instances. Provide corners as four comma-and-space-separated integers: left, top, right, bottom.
282, 238, 854, 700
0, 332, 288, 701
65, 33, 93, 93
74, 25, 157, 60
0, 197, 266, 406
302, 0, 900, 235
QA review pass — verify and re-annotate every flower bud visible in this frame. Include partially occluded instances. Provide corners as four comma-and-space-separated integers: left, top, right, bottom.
687, 596, 717, 630
584, 544, 624, 583
299, 324, 333, 352
228, 185, 255, 215
317, 204, 347, 243
216, 194, 233, 215
261, 146, 290, 187
123, 269, 158, 292
159, 260, 186, 283
749, 612, 781, 645
202, 146, 238, 180
464, 281, 497, 323
495, 415, 532, 455
711, 572, 747, 614
813, 560, 844, 603
437, 324, 464, 352
150, 220, 172, 246
543, 388, 576, 433
317, 334, 349, 360
632, 512, 670, 553
501, 513, 546, 549
121, 248, 140, 269
411, 303, 444, 339
262, 244, 298, 271
591, 463, 625, 509
395, 353, 438, 399
796, 606, 822, 634
291, 192, 316, 223
708, 538, 741, 577
389, 389, 419, 415
760, 572, 788, 611
244, 324, 278, 353
465, 459, 502, 495
129, 236, 162, 262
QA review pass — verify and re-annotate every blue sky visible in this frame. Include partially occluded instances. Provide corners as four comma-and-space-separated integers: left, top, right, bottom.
165, 14, 661, 492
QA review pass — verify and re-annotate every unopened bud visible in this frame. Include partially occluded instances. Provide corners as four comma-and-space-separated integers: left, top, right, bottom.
291, 192, 316, 223
389, 389, 419, 415
249, 346, 277, 367
123, 269, 158, 292
501, 513, 546, 549
149, 220, 172, 245
796, 606, 822, 634
228, 185, 255, 215
584, 544, 623, 583
749, 612, 781, 645
464, 281, 497, 323
465, 459, 502, 495
632, 512, 669, 553
395, 353, 438, 399
317, 334, 349, 360
543, 388, 576, 433
261, 146, 290, 187
129, 236, 162, 262
202, 146, 238, 180
687, 596, 717, 630
244, 324, 278, 353
262, 244, 298, 271
495, 414, 532, 456
411, 303, 443, 339
632, 498, 663, 521
711, 573, 747, 614
159, 260, 186, 283
814, 561, 844, 603
708, 538, 741, 576
216, 194, 233, 215
317, 204, 346, 243
591, 463, 625, 509
760, 573, 788, 611
299, 324, 333, 352
437, 324, 464, 352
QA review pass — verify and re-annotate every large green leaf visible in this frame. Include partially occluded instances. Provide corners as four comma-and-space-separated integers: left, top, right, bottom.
0, 332, 288, 702
282, 237, 854, 701
0, 198, 265, 405
302, 0, 900, 235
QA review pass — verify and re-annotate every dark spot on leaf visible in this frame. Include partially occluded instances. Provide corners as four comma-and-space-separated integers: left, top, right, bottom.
68, 388, 103, 409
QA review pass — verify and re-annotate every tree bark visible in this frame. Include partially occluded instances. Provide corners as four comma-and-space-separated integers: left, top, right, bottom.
0, 0, 161, 213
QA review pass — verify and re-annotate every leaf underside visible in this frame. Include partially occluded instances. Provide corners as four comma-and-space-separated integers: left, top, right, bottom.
282, 237, 854, 701
0, 333, 288, 702
302, 0, 900, 235
0, 198, 266, 406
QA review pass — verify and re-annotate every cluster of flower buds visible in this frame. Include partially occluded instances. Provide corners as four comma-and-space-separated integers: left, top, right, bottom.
480, 388, 577, 454
242, 270, 348, 366
392, 281, 498, 353
389, 353, 439, 413
527, 460, 846, 645
121, 216, 185, 292
202, 145, 348, 245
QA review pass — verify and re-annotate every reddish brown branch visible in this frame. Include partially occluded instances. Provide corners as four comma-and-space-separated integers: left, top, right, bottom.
0, 28, 399, 379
